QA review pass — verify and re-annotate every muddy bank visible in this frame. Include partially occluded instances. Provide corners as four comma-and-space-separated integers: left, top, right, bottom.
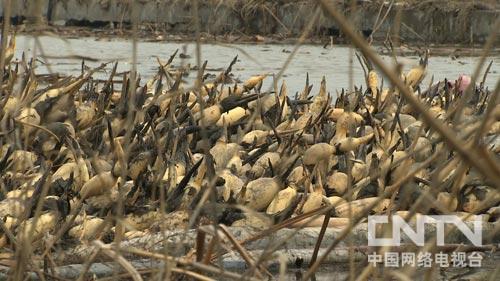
1, 224, 498, 280
2, 0, 499, 45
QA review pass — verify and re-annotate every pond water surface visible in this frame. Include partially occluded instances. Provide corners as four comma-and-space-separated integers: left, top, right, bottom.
14, 35, 500, 94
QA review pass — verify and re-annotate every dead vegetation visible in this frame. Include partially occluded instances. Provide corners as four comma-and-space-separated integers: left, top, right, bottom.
0, 0, 499, 280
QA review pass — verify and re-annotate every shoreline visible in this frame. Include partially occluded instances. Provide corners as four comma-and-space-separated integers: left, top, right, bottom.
15, 25, 500, 58
2, 0, 499, 48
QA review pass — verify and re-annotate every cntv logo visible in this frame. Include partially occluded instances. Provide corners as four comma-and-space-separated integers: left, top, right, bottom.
368, 215, 483, 247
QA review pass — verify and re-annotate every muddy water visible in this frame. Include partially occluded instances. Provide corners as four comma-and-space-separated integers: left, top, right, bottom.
15, 35, 499, 92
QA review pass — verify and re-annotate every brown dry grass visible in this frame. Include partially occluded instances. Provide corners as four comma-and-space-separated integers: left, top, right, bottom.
1, 0, 498, 281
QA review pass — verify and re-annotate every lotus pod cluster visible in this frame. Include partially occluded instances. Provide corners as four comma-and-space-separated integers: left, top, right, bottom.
0, 44, 498, 255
